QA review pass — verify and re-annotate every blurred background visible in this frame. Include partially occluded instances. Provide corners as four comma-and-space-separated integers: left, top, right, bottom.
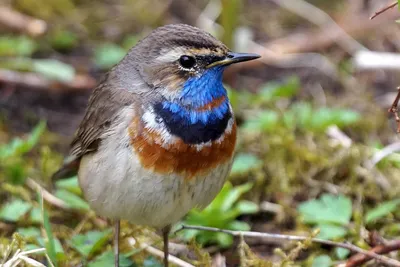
1, 0, 400, 266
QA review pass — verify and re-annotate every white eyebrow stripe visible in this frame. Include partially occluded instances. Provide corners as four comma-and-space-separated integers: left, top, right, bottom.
155, 46, 225, 63
156, 46, 188, 62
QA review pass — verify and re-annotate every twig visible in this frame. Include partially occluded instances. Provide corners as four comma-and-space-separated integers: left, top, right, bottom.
369, 142, 400, 167
127, 237, 195, 267
235, 10, 398, 73
0, 6, 47, 36
370, 1, 398, 20
196, 0, 223, 36
71, 212, 93, 236
211, 253, 226, 267
259, 201, 284, 214
2, 247, 47, 267
25, 178, 69, 210
346, 240, 400, 267
268, 0, 366, 54
248, 45, 339, 78
177, 225, 400, 267
353, 51, 400, 70
326, 125, 352, 148
388, 87, 400, 133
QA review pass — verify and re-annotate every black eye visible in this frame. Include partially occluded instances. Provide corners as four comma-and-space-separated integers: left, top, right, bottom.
179, 55, 196, 69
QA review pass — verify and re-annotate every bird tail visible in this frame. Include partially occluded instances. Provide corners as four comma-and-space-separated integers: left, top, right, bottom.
52, 156, 80, 181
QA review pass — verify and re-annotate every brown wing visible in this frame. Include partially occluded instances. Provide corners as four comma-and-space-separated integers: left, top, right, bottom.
52, 75, 138, 180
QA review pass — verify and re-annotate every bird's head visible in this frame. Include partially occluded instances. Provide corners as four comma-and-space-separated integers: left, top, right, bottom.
119, 24, 260, 105
115, 24, 260, 144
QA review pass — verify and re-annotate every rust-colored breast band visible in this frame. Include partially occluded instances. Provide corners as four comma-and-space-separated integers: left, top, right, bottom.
196, 96, 226, 111
128, 117, 236, 179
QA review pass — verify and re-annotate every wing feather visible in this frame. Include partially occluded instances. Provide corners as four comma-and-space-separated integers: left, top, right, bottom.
52, 76, 139, 180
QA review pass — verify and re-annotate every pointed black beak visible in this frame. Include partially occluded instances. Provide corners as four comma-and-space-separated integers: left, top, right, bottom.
206, 52, 261, 68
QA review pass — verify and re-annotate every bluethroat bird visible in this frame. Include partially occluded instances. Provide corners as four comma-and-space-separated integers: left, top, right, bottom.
52, 24, 260, 266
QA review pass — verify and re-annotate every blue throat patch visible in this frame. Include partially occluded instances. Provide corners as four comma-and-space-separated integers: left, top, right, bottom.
153, 67, 232, 144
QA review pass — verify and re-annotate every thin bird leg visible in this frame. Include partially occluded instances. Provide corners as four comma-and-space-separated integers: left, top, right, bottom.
114, 220, 120, 267
162, 225, 171, 267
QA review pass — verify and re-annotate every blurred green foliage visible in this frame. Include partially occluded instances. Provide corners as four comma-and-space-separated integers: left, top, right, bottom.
365, 199, 400, 224
94, 43, 126, 69
1, 76, 399, 265
0, 36, 37, 56
230, 153, 263, 177
235, 78, 361, 133
0, 121, 45, 184
1, 73, 399, 265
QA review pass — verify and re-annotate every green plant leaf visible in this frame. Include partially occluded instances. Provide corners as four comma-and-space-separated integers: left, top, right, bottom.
365, 199, 400, 224
181, 182, 256, 247
215, 232, 234, 248
30, 207, 42, 223
3, 160, 26, 184
122, 35, 139, 50
0, 35, 37, 56
55, 189, 89, 210
298, 194, 352, 225
50, 29, 78, 51
70, 230, 112, 257
0, 199, 32, 222
219, 182, 254, 212
335, 247, 350, 260
291, 102, 313, 129
88, 251, 134, 267
235, 200, 259, 214
317, 224, 348, 240
312, 255, 332, 267
259, 77, 299, 102
202, 182, 233, 214
143, 256, 163, 267
55, 176, 81, 194
39, 193, 57, 266
17, 227, 41, 239
226, 220, 251, 231
230, 153, 262, 176
242, 111, 279, 132
176, 228, 199, 241
310, 108, 360, 131
25, 243, 41, 251
94, 43, 126, 69
0, 121, 46, 159
37, 236, 65, 261
32, 59, 75, 82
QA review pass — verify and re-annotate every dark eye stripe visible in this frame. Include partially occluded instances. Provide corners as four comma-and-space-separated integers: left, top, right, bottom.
195, 55, 225, 66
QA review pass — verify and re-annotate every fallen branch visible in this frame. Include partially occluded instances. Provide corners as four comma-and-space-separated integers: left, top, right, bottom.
370, 1, 398, 20
0, 6, 47, 36
346, 240, 400, 267
177, 225, 400, 267
0, 69, 96, 91
127, 237, 195, 267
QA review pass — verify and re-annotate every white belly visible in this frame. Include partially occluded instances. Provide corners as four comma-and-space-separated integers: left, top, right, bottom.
78, 122, 232, 228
